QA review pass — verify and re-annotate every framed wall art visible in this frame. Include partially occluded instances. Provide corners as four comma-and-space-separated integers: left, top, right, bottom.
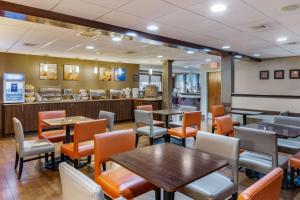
274, 70, 284, 79
39, 63, 57, 80
114, 67, 126, 81
63, 64, 80, 81
99, 67, 112, 81
259, 70, 269, 80
290, 69, 300, 79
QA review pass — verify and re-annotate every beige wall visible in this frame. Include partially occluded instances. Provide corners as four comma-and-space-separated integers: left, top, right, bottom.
0, 53, 139, 99
233, 56, 300, 112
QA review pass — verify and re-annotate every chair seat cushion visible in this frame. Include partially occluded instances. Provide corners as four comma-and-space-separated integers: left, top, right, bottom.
137, 126, 167, 137
96, 166, 156, 199
61, 141, 94, 159
277, 138, 300, 154
41, 129, 66, 143
290, 151, 300, 168
19, 139, 55, 157
179, 172, 236, 200
168, 127, 197, 138
240, 151, 288, 174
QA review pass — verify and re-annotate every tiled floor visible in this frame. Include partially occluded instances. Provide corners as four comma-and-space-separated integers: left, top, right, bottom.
0, 121, 298, 200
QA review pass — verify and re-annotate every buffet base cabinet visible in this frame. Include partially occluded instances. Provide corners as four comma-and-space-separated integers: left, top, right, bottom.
2, 99, 161, 135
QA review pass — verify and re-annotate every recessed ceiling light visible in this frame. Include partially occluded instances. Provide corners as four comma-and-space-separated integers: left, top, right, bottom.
210, 3, 227, 13
276, 36, 288, 42
253, 53, 261, 57
205, 58, 212, 62
147, 25, 159, 31
222, 45, 231, 49
126, 32, 137, 37
234, 55, 242, 59
186, 50, 195, 54
184, 66, 189, 69
86, 45, 95, 50
112, 37, 122, 42
203, 48, 211, 52
157, 55, 163, 58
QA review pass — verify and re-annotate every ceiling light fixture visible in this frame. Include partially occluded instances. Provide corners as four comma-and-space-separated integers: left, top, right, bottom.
147, 25, 159, 31
222, 45, 231, 49
210, 3, 227, 13
126, 32, 137, 37
203, 48, 211, 52
253, 53, 261, 57
234, 55, 242, 59
186, 50, 194, 54
112, 37, 122, 42
86, 45, 95, 50
276, 36, 288, 42
184, 66, 189, 69
205, 58, 212, 62
157, 55, 163, 58
94, 67, 98, 74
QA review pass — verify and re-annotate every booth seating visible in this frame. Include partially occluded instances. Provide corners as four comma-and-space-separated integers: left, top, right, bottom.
238, 168, 283, 200
234, 127, 288, 188
179, 131, 240, 200
134, 110, 167, 146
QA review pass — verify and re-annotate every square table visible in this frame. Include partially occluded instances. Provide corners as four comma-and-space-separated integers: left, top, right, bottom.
111, 143, 228, 200
229, 110, 263, 125
152, 109, 183, 128
245, 122, 300, 139
42, 116, 94, 143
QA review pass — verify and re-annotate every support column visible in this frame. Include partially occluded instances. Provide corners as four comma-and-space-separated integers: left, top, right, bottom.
162, 60, 173, 109
221, 54, 234, 108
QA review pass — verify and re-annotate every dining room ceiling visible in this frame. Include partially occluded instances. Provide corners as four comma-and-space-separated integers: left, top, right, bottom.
3, 0, 300, 59
0, 16, 220, 68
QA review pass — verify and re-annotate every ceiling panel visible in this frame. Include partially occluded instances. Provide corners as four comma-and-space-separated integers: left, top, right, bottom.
97, 11, 145, 28
163, 0, 207, 8
4, 0, 61, 10
53, 0, 111, 20
117, 0, 179, 19
81, 0, 132, 9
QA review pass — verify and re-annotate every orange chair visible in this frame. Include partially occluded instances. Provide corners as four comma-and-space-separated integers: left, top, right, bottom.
137, 105, 165, 127
168, 111, 201, 147
215, 115, 234, 137
61, 119, 106, 168
238, 168, 283, 200
94, 129, 160, 199
211, 105, 240, 133
38, 110, 66, 143
289, 151, 300, 190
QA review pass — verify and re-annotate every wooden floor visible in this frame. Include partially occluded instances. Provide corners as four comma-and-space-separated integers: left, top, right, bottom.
0, 120, 299, 200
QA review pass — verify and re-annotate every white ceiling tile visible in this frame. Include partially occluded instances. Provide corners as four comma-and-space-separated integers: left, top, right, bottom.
163, 0, 207, 8
97, 11, 145, 28
4, 0, 61, 10
80, 0, 132, 9
118, 0, 179, 19
53, 0, 111, 20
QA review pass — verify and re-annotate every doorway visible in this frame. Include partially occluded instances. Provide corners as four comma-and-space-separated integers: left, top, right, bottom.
207, 71, 221, 112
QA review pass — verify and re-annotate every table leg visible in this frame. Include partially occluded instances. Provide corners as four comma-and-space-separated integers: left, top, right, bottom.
65, 125, 71, 143
163, 190, 174, 200
165, 115, 169, 129
243, 114, 247, 125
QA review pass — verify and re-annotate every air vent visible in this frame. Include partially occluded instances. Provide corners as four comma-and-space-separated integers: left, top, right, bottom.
77, 30, 101, 38
251, 23, 273, 32
23, 42, 38, 47
126, 51, 137, 54
281, 4, 300, 11
284, 41, 299, 45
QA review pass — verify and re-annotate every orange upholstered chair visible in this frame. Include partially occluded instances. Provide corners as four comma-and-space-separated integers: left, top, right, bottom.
94, 129, 160, 199
137, 105, 165, 127
211, 105, 240, 133
38, 110, 66, 143
215, 115, 234, 137
61, 119, 106, 168
289, 151, 300, 190
238, 168, 283, 200
168, 111, 201, 147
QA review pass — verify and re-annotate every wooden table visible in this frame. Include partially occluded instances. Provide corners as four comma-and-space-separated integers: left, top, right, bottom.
229, 110, 263, 125
245, 122, 300, 138
152, 109, 183, 128
111, 143, 228, 200
42, 116, 94, 143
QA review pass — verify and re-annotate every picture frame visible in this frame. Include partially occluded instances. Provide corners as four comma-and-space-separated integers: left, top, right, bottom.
290, 69, 300, 79
274, 70, 284, 79
99, 67, 112, 81
39, 63, 57, 80
63, 64, 80, 81
114, 67, 126, 81
259, 70, 269, 80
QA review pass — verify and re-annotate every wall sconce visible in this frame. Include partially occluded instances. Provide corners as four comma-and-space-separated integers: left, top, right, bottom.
75, 66, 80, 73
94, 66, 98, 74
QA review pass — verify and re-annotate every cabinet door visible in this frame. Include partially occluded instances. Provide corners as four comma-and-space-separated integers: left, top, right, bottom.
2, 105, 24, 135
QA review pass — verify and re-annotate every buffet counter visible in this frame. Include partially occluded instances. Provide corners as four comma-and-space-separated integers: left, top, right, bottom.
1, 98, 162, 135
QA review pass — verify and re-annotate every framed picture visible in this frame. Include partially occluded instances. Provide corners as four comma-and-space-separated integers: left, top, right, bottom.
290, 69, 300, 79
274, 70, 284, 79
63, 64, 80, 81
39, 63, 57, 80
259, 70, 269, 80
114, 67, 126, 81
99, 67, 112, 81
